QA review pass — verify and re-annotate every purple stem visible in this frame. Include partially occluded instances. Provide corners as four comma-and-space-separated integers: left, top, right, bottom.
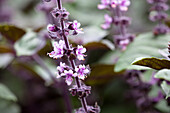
115, 6, 126, 36
32, 54, 72, 113
56, 0, 88, 112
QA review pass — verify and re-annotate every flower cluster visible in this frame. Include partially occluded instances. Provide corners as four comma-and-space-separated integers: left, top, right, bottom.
45, 0, 100, 112
147, 0, 169, 35
124, 70, 165, 113
98, 0, 135, 51
47, 40, 86, 60
56, 62, 90, 85
98, 0, 130, 11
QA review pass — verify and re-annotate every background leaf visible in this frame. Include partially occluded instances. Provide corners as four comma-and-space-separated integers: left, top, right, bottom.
115, 32, 170, 72
161, 81, 170, 99
0, 25, 26, 42
85, 64, 123, 85
0, 83, 17, 101
14, 30, 46, 56
69, 26, 108, 44
0, 53, 14, 69
155, 69, 170, 82
132, 57, 170, 70
32, 59, 57, 86
84, 40, 114, 51
0, 45, 14, 54
0, 99, 20, 113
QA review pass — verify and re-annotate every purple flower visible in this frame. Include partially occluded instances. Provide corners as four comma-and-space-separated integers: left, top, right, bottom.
68, 20, 84, 35
75, 65, 90, 80
101, 14, 112, 29
75, 45, 86, 60
119, 39, 130, 51
57, 62, 67, 73
61, 70, 77, 85
149, 11, 168, 21
112, 0, 131, 11
47, 24, 59, 32
51, 8, 70, 19
98, 0, 110, 9
153, 24, 169, 35
47, 40, 66, 59
47, 24, 62, 38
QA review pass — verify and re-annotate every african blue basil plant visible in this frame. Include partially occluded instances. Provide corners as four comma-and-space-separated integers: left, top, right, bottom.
147, 0, 170, 35
98, 0, 135, 50
44, 0, 100, 112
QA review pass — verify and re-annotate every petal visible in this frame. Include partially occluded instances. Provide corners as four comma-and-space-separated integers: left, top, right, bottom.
120, 6, 128, 11
101, 23, 111, 29
77, 54, 84, 60
73, 73, 77, 77
68, 70, 73, 74
65, 76, 73, 85
76, 29, 84, 34
98, 4, 107, 9
104, 14, 112, 23
78, 74, 85, 80
124, 0, 130, 6
84, 69, 89, 74
75, 67, 79, 72
77, 22, 81, 28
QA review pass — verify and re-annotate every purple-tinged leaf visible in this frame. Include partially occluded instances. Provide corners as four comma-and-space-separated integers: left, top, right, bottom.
132, 57, 170, 70
0, 24, 26, 43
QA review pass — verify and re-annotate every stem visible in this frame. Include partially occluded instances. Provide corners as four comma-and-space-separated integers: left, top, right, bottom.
56, 0, 88, 112
115, 6, 126, 36
32, 54, 72, 113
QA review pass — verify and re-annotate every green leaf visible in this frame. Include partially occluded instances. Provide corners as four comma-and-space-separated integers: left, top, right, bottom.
14, 30, 46, 56
85, 64, 123, 85
98, 50, 121, 65
115, 32, 170, 72
0, 99, 20, 113
33, 59, 57, 86
0, 84, 17, 101
69, 26, 108, 44
155, 99, 170, 112
0, 24, 26, 42
161, 81, 170, 99
155, 69, 170, 81
0, 53, 14, 69
132, 57, 170, 70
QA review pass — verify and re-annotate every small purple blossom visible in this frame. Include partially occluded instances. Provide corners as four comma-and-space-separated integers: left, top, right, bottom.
98, 0, 110, 9
48, 40, 66, 59
47, 24, 59, 32
75, 65, 90, 80
101, 14, 112, 29
68, 20, 84, 35
47, 24, 62, 38
112, 0, 131, 11
98, 0, 131, 11
61, 70, 77, 85
147, 0, 169, 35
119, 39, 130, 51
75, 45, 86, 61
57, 62, 67, 73
51, 8, 70, 19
